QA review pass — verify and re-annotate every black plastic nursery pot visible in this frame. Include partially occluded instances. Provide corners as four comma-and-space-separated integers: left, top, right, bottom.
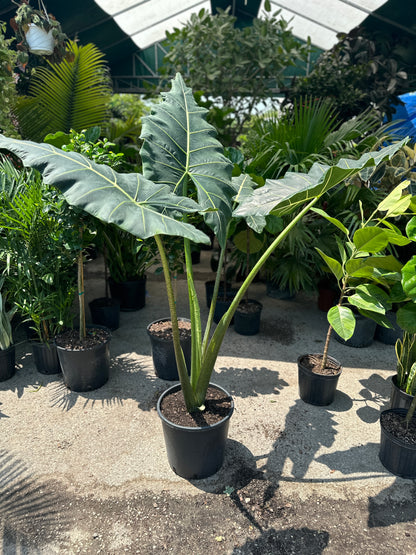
0, 345, 16, 382
266, 281, 295, 300
205, 280, 233, 309
147, 318, 192, 381
334, 315, 376, 348
157, 383, 234, 479
379, 408, 416, 478
390, 375, 414, 411
31, 341, 61, 375
55, 327, 111, 392
298, 354, 342, 406
234, 299, 263, 336
375, 310, 402, 345
109, 276, 146, 311
89, 297, 120, 331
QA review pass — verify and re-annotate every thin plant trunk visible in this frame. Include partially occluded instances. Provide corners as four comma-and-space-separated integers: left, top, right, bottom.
78, 233, 86, 341
320, 278, 348, 371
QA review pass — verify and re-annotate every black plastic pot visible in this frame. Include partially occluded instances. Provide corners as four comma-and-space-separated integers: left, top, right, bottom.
109, 276, 146, 311
31, 341, 61, 375
379, 408, 416, 478
390, 375, 414, 411
234, 300, 262, 335
334, 315, 376, 348
0, 345, 15, 382
89, 297, 120, 331
298, 354, 342, 406
213, 298, 236, 325
157, 383, 234, 479
266, 281, 295, 300
147, 318, 192, 381
55, 327, 111, 392
205, 280, 232, 309
375, 310, 402, 345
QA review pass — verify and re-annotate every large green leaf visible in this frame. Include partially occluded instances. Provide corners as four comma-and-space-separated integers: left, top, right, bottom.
230, 174, 265, 232
140, 73, 233, 247
0, 137, 210, 244
15, 41, 111, 142
402, 256, 416, 301
397, 303, 416, 333
353, 227, 389, 253
346, 255, 402, 277
348, 284, 391, 314
234, 140, 407, 220
328, 305, 356, 340
315, 248, 342, 280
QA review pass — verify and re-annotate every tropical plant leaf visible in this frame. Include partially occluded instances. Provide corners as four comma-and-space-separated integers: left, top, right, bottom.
0, 137, 210, 244
231, 174, 265, 232
311, 207, 348, 235
406, 215, 416, 241
15, 41, 111, 141
348, 284, 391, 314
140, 73, 233, 247
353, 227, 389, 253
377, 180, 411, 216
328, 305, 356, 340
397, 302, 416, 333
401, 255, 416, 301
346, 255, 402, 276
315, 248, 342, 280
234, 140, 407, 220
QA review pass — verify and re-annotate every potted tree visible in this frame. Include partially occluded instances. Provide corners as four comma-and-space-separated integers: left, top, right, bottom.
0, 74, 406, 478
0, 166, 77, 375
299, 180, 415, 405
0, 278, 17, 381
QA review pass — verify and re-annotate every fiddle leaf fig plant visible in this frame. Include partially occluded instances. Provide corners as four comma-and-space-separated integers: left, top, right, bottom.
0, 73, 407, 413
314, 180, 416, 371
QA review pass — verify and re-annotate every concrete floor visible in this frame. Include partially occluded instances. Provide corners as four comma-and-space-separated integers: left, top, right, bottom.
0, 252, 415, 554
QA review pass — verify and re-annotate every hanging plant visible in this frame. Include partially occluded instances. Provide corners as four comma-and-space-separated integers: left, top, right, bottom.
10, 0, 67, 61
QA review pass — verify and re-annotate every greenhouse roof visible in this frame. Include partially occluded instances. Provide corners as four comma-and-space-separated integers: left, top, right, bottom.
0, 0, 414, 93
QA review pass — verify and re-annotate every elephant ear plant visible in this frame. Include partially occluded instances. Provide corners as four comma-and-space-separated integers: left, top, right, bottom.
0, 74, 406, 413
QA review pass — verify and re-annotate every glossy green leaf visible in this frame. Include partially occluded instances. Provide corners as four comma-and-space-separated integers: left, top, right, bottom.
231, 174, 265, 232
377, 181, 411, 216
311, 207, 348, 235
234, 140, 407, 219
346, 255, 402, 276
397, 303, 416, 333
348, 284, 391, 314
406, 215, 416, 241
328, 305, 356, 340
353, 227, 389, 253
140, 73, 233, 248
0, 137, 210, 244
402, 256, 416, 301
315, 248, 342, 280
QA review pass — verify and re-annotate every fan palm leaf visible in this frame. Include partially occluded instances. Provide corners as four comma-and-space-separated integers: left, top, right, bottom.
15, 41, 111, 141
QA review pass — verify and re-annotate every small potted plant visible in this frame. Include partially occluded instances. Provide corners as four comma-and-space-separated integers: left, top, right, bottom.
0, 278, 17, 381
11, 0, 67, 58
299, 180, 415, 405
0, 74, 406, 478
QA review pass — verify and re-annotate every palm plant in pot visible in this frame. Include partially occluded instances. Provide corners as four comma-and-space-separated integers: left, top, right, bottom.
0, 74, 406, 479
0, 278, 17, 382
0, 166, 77, 375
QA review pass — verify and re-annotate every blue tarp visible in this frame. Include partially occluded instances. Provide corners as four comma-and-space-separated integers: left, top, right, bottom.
390, 92, 416, 141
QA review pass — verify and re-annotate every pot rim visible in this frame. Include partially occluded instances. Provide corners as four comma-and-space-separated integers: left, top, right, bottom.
157, 382, 234, 432
297, 353, 342, 377
55, 325, 111, 351
391, 374, 414, 400
147, 317, 191, 338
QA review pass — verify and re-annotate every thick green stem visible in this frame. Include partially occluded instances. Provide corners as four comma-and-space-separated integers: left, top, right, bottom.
78, 249, 86, 341
195, 197, 321, 406
154, 235, 196, 410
